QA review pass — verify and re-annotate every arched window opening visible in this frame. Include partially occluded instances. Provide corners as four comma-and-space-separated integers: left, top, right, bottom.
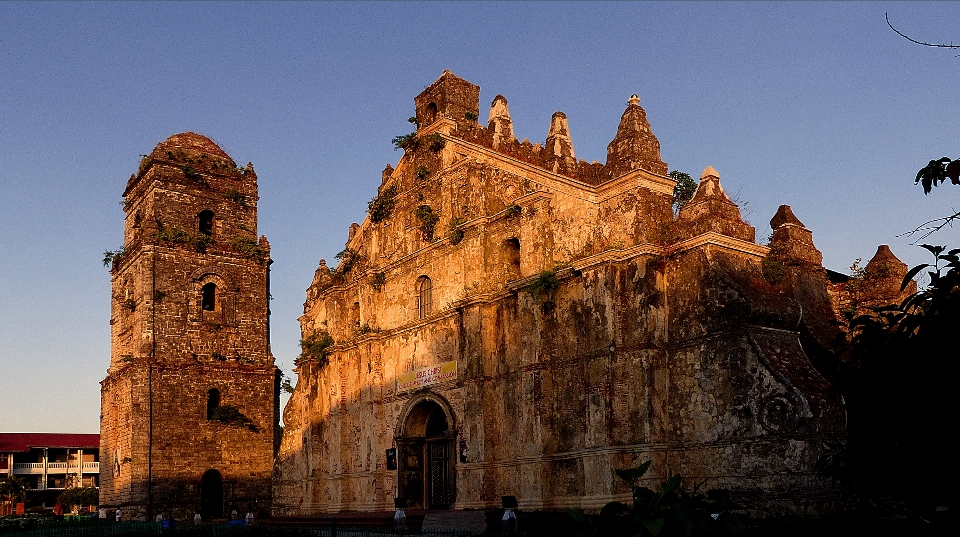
425, 102, 438, 125
504, 238, 521, 279
198, 210, 214, 236
206, 389, 220, 420
397, 398, 455, 510
418, 277, 433, 319
201, 282, 217, 311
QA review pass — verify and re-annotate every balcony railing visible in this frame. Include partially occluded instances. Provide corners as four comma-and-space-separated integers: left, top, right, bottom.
13, 462, 100, 475
12, 463, 43, 474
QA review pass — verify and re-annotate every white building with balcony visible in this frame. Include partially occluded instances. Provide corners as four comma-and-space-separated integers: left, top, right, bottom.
0, 433, 99, 490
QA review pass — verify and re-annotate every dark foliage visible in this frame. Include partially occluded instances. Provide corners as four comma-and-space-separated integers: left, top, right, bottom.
832, 244, 960, 503
669, 170, 697, 213
568, 461, 745, 537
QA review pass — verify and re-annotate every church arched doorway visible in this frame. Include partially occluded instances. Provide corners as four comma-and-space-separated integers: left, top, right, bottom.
199, 469, 223, 519
396, 396, 455, 509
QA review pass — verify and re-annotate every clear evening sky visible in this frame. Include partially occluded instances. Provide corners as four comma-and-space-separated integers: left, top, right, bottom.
1, 2, 958, 433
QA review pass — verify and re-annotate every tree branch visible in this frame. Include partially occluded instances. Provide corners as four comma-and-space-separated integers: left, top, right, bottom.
899, 209, 960, 242
887, 12, 960, 49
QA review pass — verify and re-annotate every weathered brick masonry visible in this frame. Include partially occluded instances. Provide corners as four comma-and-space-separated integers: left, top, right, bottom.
100, 133, 279, 520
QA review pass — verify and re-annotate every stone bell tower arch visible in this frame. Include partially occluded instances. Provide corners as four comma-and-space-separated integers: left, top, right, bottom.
99, 132, 279, 520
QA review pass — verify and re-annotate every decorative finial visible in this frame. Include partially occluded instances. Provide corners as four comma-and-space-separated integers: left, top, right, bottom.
628, 94, 641, 106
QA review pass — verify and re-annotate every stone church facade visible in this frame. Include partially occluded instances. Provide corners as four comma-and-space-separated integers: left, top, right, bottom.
272, 71, 855, 515
99, 133, 279, 520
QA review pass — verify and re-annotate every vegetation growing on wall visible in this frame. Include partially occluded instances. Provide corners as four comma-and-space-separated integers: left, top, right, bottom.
528, 269, 560, 314
297, 330, 334, 368
228, 236, 268, 264
334, 248, 360, 275
224, 188, 247, 207
415, 205, 440, 241
368, 184, 398, 223
371, 272, 386, 291
448, 216, 465, 245
391, 131, 445, 153
670, 170, 697, 213
504, 204, 522, 219
102, 247, 126, 269
155, 225, 212, 253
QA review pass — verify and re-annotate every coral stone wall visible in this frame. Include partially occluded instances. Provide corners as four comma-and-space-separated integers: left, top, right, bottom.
275, 73, 846, 516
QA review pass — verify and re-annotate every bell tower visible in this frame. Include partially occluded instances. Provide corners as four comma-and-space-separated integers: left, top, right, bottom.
100, 132, 279, 520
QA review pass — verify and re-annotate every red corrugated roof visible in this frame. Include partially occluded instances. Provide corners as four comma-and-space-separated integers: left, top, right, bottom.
0, 433, 99, 452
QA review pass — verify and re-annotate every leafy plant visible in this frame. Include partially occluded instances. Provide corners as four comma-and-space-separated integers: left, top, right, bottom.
181, 165, 203, 183
281, 378, 294, 394
371, 272, 387, 291
368, 184, 399, 223
155, 225, 212, 253
528, 269, 560, 305
408, 116, 419, 128
415, 205, 440, 241
123, 298, 137, 312
416, 165, 430, 180
224, 189, 247, 207
356, 323, 380, 336
425, 132, 445, 152
448, 216, 465, 245
568, 461, 745, 537
464, 111, 479, 121
228, 236, 268, 264
504, 204, 522, 219
137, 155, 152, 176
670, 170, 698, 213
392, 132, 419, 151
103, 247, 126, 268
334, 247, 360, 275
0, 476, 27, 504
760, 245, 787, 286
57, 487, 99, 511
297, 330, 334, 367
210, 404, 257, 431
211, 352, 226, 361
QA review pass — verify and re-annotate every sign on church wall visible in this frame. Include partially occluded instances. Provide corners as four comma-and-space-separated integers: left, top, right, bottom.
398, 361, 457, 392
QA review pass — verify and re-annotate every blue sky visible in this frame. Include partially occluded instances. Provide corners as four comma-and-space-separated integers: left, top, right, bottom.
2, 2, 958, 433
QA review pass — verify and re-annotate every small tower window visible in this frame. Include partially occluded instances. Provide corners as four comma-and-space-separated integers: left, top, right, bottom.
206, 388, 220, 420
201, 283, 217, 311
425, 102, 438, 125
198, 210, 214, 236
417, 276, 433, 319
504, 238, 521, 279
